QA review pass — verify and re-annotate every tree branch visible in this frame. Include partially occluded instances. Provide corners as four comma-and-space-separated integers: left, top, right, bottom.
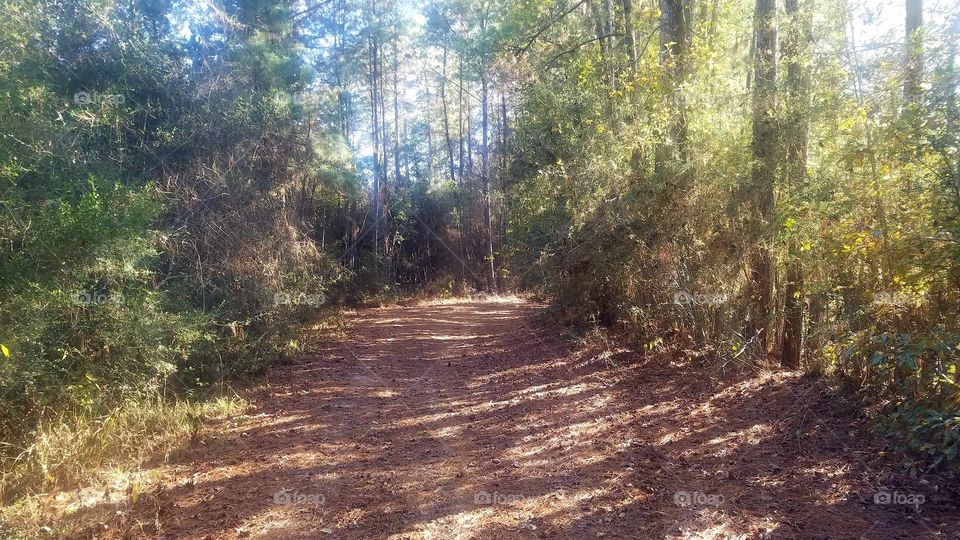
517, 0, 590, 56
545, 32, 623, 70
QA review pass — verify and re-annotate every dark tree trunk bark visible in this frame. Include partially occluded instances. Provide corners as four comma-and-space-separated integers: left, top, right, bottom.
466, 95, 474, 178
481, 75, 496, 291
746, 0, 778, 357
655, 0, 693, 187
780, 0, 810, 370
451, 53, 467, 282
622, 0, 637, 71
499, 92, 508, 275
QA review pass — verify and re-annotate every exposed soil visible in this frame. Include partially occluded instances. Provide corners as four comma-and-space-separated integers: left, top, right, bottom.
86, 298, 959, 539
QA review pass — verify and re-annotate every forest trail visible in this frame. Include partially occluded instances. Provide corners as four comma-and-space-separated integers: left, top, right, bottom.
121, 298, 957, 539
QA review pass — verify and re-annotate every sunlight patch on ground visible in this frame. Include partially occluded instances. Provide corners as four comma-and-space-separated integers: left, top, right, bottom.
431, 424, 466, 439
508, 381, 598, 401
234, 505, 321, 540
506, 418, 618, 461
670, 519, 768, 540
636, 400, 682, 414
395, 507, 496, 540
465, 360, 568, 387
274, 448, 352, 470
705, 423, 771, 448
415, 295, 528, 307
427, 334, 495, 341
231, 414, 314, 433
18, 467, 164, 528
393, 409, 464, 428
397, 486, 615, 540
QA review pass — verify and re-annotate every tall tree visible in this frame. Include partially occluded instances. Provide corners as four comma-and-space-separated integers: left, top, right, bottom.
393, 39, 403, 186
441, 46, 457, 183
368, 32, 382, 264
780, 0, 811, 369
621, 0, 637, 71
589, 0, 616, 87
458, 54, 467, 182
655, 0, 693, 186
478, 3, 497, 291
943, 13, 960, 213
903, 0, 923, 113
745, 0, 777, 356
482, 74, 496, 291
378, 38, 391, 260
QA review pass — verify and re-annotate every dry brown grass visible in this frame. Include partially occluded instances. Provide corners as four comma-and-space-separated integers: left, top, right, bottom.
0, 395, 248, 538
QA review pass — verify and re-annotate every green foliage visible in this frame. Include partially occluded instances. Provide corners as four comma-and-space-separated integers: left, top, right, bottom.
0, 0, 359, 499
0, 182, 189, 431
876, 402, 960, 473
2, 0, 959, 510
502, 0, 960, 470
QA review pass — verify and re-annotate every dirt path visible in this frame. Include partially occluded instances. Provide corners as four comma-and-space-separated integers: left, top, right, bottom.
115, 298, 958, 539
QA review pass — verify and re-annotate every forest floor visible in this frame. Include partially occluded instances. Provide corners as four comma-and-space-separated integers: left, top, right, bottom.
72, 298, 960, 538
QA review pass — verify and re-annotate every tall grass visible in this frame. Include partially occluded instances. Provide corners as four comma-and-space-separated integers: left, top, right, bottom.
0, 393, 248, 537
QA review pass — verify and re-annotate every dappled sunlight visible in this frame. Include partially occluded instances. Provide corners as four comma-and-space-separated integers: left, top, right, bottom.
70, 299, 960, 539
414, 296, 529, 307
705, 423, 772, 448
426, 333, 498, 341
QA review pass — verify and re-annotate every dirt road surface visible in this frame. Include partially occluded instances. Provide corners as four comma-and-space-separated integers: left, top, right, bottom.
106, 298, 958, 539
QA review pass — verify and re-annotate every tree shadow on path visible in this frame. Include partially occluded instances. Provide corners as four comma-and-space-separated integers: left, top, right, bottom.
88, 298, 959, 539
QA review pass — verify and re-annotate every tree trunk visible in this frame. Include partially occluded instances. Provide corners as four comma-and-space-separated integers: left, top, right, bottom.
903, 0, 923, 113
945, 14, 960, 215
425, 78, 434, 182
458, 55, 466, 183
368, 36, 381, 264
780, 0, 810, 369
403, 116, 411, 181
450, 52, 467, 282
467, 96, 474, 176
499, 92, 509, 274
589, 0, 613, 87
440, 46, 457, 184
655, 0, 692, 186
746, 0, 778, 357
481, 75, 496, 291
622, 0, 637, 71
334, 0, 348, 142
392, 39, 402, 187
378, 41, 390, 261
